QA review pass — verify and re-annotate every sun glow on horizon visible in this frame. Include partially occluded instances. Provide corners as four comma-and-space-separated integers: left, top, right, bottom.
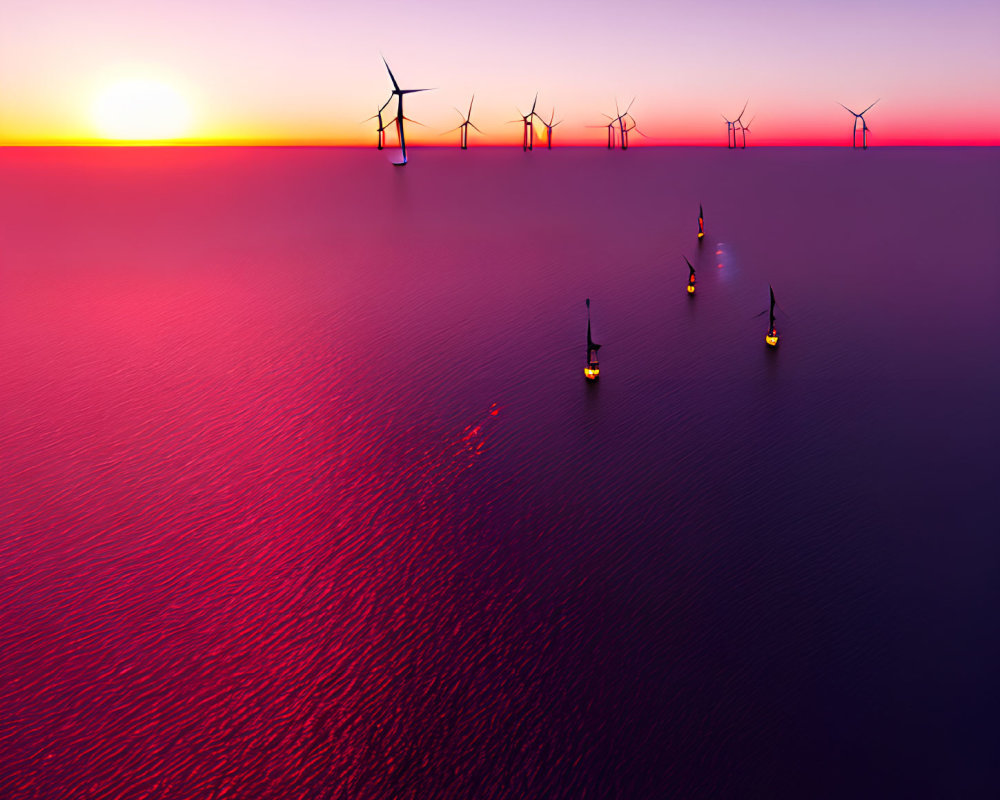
92, 80, 192, 141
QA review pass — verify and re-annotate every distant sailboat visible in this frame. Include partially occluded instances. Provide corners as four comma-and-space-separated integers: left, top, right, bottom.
685, 256, 696, 294
766, 285, 779, 346
585, 298, 601, 380
698, 204, 705, 240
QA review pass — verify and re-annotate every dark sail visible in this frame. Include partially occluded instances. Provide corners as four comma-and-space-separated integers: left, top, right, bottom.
769, 285, 776, 329
685, 256, 695, 279
588, 319, 601, 356
586, 299, 601, 356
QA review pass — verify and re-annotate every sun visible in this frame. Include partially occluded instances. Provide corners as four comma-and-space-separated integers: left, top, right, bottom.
93, 79, 191, 141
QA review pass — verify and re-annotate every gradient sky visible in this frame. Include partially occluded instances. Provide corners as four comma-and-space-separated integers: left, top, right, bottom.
2, 0, 999, 145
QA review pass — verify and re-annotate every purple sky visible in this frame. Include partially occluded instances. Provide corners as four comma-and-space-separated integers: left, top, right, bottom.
2, 0, 998, 144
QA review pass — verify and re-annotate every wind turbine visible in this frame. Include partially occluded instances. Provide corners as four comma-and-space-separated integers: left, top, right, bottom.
509, 93, 542, 151
722, 115, 736, 149
444, 94, 483, 149
839, 100, 879, 149
739, 116, 755, 149
363, 96, 393, 150
586, 112, 618, 149
614, 98, 636, 150
541, 109, 562, 149
382, 56, 432, 166
723, 100, 748, 149
621, 106, 649, 149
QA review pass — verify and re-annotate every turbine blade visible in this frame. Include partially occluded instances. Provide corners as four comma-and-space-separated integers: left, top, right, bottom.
399, 88, 433, 94
838, 102, 858, 116
861, 98, 880, 115
442, 125, 463, 134
381, 56, 401, 92
625, 96, 636, 114
531, 92, 538, 113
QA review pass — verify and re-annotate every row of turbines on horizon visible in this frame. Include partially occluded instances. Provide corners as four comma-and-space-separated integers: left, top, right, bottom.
723, 101, 754, 149
373, 58, 880, 165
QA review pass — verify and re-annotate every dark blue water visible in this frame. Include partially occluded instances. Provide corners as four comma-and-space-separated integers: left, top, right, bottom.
1, 147, 998, 797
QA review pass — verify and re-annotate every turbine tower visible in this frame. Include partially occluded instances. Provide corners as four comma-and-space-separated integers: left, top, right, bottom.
509, 93, 542, 151
382, 56, 432, 166
541, 109, 562, 149
587, 112, 618, 149
722, 115, 736, 149
363, 96, 393, 150
723, 100, 748, 149
739, 116, 755, 149
614, 98, 636, 150
735, 102, 749, 149
621, 105, 648, 149
445, 95, 483, 149
839, 100, 879, 149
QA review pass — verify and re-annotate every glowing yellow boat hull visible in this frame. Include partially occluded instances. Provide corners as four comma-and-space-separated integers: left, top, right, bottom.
697, 232, 704, 240
584, 365, 600, 380
765, 334, 779, 347
687, 284, 695, 294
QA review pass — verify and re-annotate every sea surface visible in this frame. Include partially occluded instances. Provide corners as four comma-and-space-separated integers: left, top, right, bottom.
1, 146, 998, 798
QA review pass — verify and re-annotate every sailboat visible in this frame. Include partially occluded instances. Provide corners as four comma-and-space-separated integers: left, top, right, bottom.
585, 298, 601, 380
698, 204, 705, 241
765, 285, 779, 346
685, 257, 696, 294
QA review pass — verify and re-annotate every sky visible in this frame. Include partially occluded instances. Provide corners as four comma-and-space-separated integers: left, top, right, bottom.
2, 0, 999, 145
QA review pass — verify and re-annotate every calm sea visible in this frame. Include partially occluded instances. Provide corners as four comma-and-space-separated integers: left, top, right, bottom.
1, 147, 998, 798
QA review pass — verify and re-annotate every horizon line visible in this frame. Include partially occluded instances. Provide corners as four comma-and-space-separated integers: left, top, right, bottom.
3, 141, 999, 149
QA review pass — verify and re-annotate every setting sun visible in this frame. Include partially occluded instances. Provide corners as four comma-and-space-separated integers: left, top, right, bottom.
92, 79, 191, 141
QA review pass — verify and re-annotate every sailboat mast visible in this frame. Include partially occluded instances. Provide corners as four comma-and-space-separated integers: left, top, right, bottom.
586, 298, 592, 356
